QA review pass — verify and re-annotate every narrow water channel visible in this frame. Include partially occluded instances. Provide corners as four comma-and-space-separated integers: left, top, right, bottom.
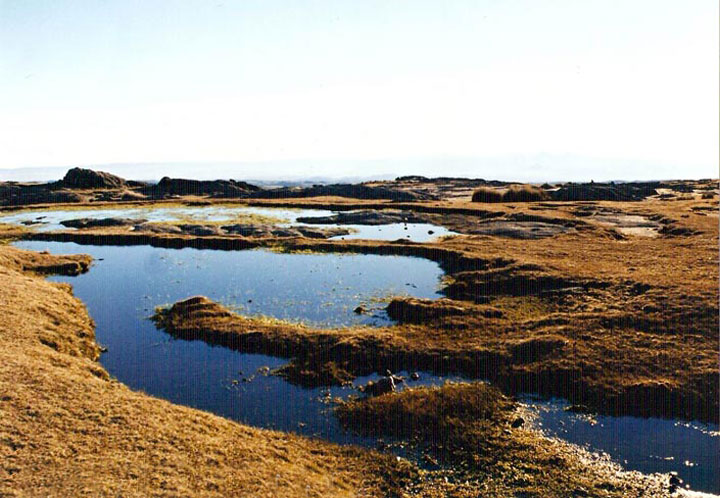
13, 240, 720, 494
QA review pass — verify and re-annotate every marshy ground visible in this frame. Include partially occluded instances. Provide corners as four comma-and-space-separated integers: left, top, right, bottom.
0, 171, 717, 496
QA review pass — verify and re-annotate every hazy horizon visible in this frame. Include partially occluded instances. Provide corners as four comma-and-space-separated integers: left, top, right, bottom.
1, 1, 717, 180
0, 154, 715, 184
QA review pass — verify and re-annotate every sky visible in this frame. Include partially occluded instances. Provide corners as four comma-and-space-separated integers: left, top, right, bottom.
0, 0, 717, 181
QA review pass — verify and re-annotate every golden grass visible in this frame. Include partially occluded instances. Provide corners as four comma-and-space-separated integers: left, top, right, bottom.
471, 186, 503, 202
472, 184, 549, 203
336, 382, 670, 497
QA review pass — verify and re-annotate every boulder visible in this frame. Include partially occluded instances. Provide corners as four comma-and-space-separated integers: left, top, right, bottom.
177, 224, 224, 236
360, 376, 396, 396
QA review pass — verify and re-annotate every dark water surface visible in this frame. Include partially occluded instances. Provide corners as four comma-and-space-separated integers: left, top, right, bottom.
524, 398, 719, 494
14, 240, 451, 446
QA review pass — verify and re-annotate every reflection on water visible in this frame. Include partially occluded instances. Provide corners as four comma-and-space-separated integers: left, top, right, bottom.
523, 396, 720, 494
12, 241, 447, 445
0, 205, 332, 231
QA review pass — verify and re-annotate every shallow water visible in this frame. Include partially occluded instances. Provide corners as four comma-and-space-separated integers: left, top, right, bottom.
327, 222, 457, 242
17, 241, 445, 328
523, 396, 720, 494
1, 205, 457, 241
1, 205, 333, 231
14, 240, 453, 445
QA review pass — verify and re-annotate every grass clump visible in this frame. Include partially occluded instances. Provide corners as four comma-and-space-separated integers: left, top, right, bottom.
471, 187, 503, 203
336, 382, 513, 445
336, 382, 670, 496
472, 184, 549, 203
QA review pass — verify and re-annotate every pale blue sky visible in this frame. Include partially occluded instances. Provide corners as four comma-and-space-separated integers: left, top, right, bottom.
0, 0, 717, 180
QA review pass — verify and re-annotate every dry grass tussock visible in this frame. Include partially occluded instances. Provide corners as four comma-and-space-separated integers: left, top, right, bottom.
472, 184, 549, 203
336, 382, 670, 497
0, 246, 422, 497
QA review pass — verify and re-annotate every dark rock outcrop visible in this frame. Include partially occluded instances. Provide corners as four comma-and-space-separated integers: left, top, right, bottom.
59, 167, 127, 189
130, 222, 350, 239
60, 217, 147, 229
296, 210, 428, 225
144, 177, 260, 198
550, 182, 659, 201
251, 184, 429, 202
220, 224, 350, 239
0, 184, 84, 206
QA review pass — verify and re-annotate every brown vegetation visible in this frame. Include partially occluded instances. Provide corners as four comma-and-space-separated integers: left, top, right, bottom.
336, 382, 670, 497
472, 184, 549, 203
471, 186, 504, 202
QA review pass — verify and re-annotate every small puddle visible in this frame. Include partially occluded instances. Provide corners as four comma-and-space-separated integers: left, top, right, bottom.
327, 222, 457, 242
591, 214, 661, 237
523, 396, 719, 494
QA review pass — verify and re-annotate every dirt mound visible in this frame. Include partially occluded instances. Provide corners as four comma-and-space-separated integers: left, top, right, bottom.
471, 187, 503, 202
157, 296, 235, 328
59, 167, 127, 189
502, 185, 550, 202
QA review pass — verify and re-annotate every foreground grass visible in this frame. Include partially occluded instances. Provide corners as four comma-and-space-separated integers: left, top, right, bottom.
336, 382, 671, 497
